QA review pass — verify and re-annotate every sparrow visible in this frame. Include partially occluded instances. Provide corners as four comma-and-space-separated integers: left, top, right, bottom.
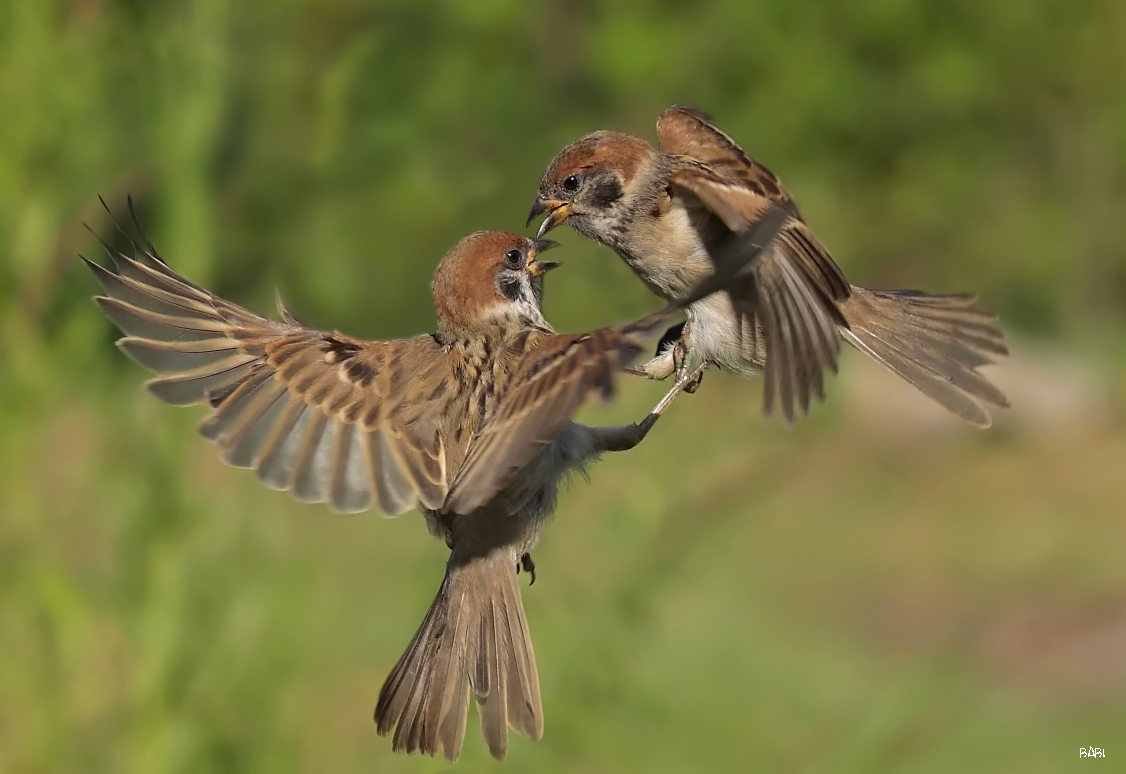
84, 202, 786, 761
529, 106, 1010, 427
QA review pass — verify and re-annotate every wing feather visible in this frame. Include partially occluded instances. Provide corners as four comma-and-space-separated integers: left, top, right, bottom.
90, 200, 785, 522
659, 106, 851, 420
86, 234, 451, 516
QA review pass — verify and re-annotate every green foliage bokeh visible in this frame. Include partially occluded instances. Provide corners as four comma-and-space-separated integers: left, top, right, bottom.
2, 1, 1125, 771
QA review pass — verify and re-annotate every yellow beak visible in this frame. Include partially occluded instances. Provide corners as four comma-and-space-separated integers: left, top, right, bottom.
526, 238, 561, 277
527, 197, 571, 238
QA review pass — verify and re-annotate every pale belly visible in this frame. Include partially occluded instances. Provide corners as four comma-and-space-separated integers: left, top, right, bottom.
615, 208, 715, 301
685, 293, 768, 378
614, 206, 771, 378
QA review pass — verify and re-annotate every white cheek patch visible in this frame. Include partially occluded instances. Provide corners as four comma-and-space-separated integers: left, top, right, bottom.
480, 300, 520, 321
483, 297, 552, 332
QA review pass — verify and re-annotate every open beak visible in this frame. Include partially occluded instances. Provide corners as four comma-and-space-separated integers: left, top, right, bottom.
527, 238, 561, 277
527, 196, 571, 238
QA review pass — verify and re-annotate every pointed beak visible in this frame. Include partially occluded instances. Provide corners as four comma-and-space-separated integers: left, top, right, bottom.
527, 238, 562, 277
527, 196, 571, 238
526, 196, 550, 227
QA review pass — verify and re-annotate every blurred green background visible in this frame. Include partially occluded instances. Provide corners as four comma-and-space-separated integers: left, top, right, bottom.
3, 1, 1126, 771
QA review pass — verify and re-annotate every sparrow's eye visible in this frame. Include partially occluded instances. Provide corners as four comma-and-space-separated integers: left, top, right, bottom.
504, 248, 523, 268
562, 174, 581, 192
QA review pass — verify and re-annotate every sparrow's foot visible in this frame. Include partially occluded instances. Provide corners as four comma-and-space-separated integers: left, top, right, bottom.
518, 553, 536, 585
672, 340, 694, 379
651, 361, 709, 416
671, 339, 705, 392
595, 412, 660, 452
682, 365, 705, 394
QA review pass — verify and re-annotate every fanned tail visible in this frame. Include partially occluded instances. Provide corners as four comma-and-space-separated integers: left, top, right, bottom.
839, 286, 1010, 427
375, 549, 542, 762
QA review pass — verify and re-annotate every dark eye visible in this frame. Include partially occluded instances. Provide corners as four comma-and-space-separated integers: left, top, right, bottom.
504, 248, 523, 268
562, 174, 581, 192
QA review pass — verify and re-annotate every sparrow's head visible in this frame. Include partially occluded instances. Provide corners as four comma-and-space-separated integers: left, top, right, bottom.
528, 131, 655, 244
431, 231, 560, 341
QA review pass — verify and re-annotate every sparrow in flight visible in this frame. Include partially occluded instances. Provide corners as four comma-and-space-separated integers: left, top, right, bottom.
529, 106, 1009, 426
85, 202, 786, 761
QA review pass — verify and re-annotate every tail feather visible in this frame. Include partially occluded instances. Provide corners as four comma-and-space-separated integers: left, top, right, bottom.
477, 599, 510, 758
376, 583, 445, 734
375, 551, 542, 762
501, 585, 542, 739
439, 667, 471, 757
875, 290, 1009, 362
430, 586, 473, 733
841, 286, 1009, 428
852, 315, 1009, 406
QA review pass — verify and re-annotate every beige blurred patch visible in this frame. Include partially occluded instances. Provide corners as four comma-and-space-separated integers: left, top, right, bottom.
842, 336, 1116, 441
977, 600, 1126, 703
855, 590, 1126, 704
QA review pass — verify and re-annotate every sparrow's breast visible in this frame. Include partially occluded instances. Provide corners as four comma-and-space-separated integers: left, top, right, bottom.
618, 203, 714, 301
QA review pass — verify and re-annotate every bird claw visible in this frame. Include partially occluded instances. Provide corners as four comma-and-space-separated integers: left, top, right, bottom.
518, 553, 536, 585
682, 368, 704, 393
672, 341, 699, 385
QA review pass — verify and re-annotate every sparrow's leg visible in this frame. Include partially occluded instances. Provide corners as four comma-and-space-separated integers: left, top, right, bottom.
671, 340, 705, 394
517, 553, 536, 585
591, 414, 661, 452
654, 361, 708, 415
628, 322, 704, 394
588, 361, 708, 453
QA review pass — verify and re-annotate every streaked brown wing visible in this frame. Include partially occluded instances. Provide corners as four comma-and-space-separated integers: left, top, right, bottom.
85, 237, 449, 515
443, 328, 647, 515
658, 106, 852, 422
657, 106, 793, 202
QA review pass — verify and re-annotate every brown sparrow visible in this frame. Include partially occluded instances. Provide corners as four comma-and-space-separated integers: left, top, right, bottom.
529, 106, 1010, 426
84, 203, 786, 761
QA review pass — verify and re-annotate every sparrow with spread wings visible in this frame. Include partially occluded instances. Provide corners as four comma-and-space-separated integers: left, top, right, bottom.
529, 106, 1009, 426
85, 204, 786, 761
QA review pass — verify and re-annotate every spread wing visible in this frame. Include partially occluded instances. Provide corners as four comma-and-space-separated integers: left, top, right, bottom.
85, 234, 450, 515
443, 328, 647, 515
658, 105, 852, 422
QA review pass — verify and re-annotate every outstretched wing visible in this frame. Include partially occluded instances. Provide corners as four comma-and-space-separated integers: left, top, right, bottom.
658, 105, 852, 422
85, 231, 450, 515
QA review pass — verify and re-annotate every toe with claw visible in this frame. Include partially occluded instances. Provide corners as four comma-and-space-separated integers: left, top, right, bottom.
518, 553, 537, 585
682, 363, 705, 393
